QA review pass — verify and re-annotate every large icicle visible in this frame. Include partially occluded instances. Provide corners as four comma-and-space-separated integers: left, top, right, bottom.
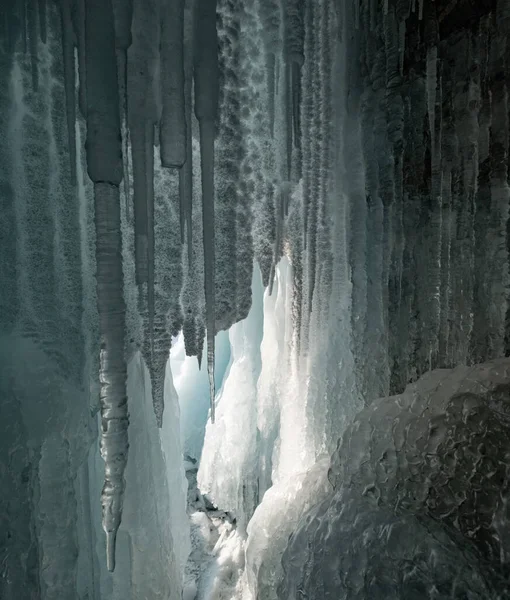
160, 0, 186, 168
60, 0, 76, 184
194, 0, 219, 422
84, 0, 128, 573
180, 0, 195, 256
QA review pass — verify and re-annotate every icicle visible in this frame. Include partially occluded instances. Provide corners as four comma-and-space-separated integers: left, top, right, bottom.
20, 0, 27, 54
179, 0, 194, 261
117, 51, 131, 219
194, 0, 219, 421
160, 0, 186, 168
76, 0, 87, 117
38, 0, 46, 43
398, 19, 406, 75
131, 130, 149, 286
199, 118, 216, 422
418, 0, 424, 20
267, 52, 276, 137
112, 0, 133, 49
384, 0, 389, 16
284, 0, 305, 176
291, 60, 301, 149
301, 0, 313, 249
275, 53, 281, 95
426, 46, 438, 152
112, 0, 133, 217
85, 0, 127, 573
27, 0, 38, 89
146, 120, 156, 360
60, 0, 77, 184
128, 0, 160, 287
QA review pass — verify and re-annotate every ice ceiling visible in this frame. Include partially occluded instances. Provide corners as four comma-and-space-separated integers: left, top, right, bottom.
1, 0, 510, 598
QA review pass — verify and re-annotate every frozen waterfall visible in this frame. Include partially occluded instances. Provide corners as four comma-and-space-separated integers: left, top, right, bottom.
2, 0, 510, 598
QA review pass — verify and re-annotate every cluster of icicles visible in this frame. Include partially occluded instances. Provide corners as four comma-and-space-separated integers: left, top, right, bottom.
0, 0, 310, 573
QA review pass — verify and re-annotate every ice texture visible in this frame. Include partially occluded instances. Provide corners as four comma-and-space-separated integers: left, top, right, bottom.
279, 360, 510, 598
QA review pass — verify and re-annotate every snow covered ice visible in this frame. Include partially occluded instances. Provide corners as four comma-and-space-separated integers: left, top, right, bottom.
2, 0, 510, 598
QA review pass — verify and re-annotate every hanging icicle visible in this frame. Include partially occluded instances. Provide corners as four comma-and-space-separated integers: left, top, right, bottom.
84, 0, 128, 573
194, 0, 219, 423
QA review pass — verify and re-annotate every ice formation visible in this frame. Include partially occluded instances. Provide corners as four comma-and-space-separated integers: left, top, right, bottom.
2, 0, 510, 597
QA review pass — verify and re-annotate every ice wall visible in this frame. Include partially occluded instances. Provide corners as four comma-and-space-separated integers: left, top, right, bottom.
198, 266, 265, 533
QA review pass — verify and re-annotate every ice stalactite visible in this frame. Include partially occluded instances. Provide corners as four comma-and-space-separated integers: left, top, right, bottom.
284, 0, 305, 177
75, 0, 87, 116
300, 0, 313, 251
194, 0, 219, 421
85, 0, 127, 572
258, 0, 281, 138
112, 0, 133, 219
38, 0, 46, 43
179, 0, 194, 258
244, 1, 275, 289
59, 0, 76, 185
148, 164, 183, 429
419, 6, 441, 371
127, 0, 160, 288
160, 0, 186, 169
27, 0, 37, 89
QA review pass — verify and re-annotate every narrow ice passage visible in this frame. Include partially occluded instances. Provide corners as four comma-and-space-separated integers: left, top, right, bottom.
2, 0, 510, 598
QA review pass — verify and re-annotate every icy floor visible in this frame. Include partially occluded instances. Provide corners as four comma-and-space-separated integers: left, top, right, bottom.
184, 459, 247, 600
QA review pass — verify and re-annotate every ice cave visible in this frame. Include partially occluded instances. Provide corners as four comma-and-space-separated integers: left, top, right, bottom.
2, 0, 510, 597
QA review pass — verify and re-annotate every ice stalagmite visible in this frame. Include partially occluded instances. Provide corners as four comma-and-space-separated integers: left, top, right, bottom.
160, 0, 186, 169
84, 0, 128, 572
59, 0, 76, 184
194, 0, 219, 422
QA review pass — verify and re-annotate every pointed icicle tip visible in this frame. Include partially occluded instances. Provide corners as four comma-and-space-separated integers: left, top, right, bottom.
106, 530, 117, 572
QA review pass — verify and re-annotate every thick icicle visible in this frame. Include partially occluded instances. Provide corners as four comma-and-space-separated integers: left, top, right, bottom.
160, 0, 186, 168
60, 0, 77, 184
194, 0, 219, 422
84, 0, 127, 573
